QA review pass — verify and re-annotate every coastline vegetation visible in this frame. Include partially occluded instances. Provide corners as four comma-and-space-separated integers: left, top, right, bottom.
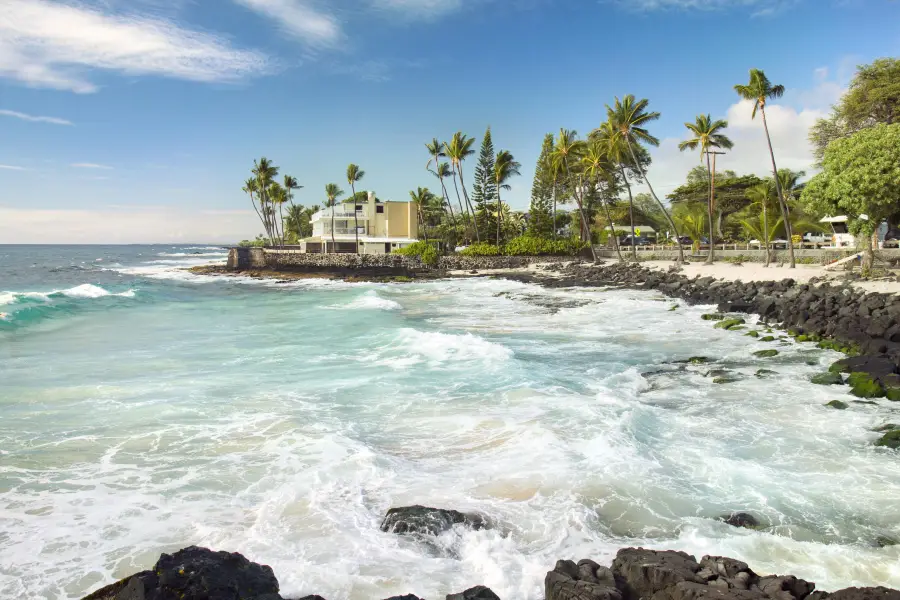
238, 58, 899, 271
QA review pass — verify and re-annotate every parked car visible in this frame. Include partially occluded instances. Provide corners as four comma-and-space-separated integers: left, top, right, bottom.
802, 232, 830, 245
620, 235, 652, 246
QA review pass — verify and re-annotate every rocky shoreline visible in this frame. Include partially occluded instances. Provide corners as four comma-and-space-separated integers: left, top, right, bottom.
83, 505, 900, 599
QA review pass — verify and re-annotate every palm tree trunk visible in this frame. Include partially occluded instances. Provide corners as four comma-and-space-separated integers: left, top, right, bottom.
331, 205, 336, 254
457, 165, 480, 243
761, 107, 795, 268
496, 190, 502, 248
552, 181, 558, 240
620, 165, 637, 261
450, 168, 470, 244
438, 175, 458, 243
351, 184, 360, 254
248, 192, 267, 238
564, 168, 598, 263
602, 194, 624, 262
762, 202, 771, 267
278, 203, 286, 248
706, 152, 715, 265
626, 141, 684, 263
419, 203, 428, 243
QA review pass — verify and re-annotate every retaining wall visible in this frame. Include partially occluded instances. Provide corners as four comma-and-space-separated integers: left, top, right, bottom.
593, 247, 890, 265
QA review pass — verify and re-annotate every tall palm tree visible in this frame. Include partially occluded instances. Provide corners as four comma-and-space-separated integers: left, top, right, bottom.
346, 164, 365, 254
735, 69, 795, 267
493, 150, 521, 246
581, 142, 624, 262
324, 183, 344, 253
592, 121, 639, 260
746, 182, 776, 267
430, 161, 459, 240
252, 157, 279, 245
409, 187, 436, 242
551, 129, 597, 261
444, 132, 479, 242
242, 178, 268, 240
267, 183, 287, 247
601, 95, 684, 263
281, 175, 302, 246
678, 114, 734, 264
426, 139, 458, 233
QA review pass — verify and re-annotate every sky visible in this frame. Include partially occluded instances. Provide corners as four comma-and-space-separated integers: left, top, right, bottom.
0, 0, 898, 244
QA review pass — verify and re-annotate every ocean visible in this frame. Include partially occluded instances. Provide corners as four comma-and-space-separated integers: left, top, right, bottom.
1, 245, 898, 600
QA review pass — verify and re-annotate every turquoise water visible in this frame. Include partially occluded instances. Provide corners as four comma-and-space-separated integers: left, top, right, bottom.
1, 245, 899, 600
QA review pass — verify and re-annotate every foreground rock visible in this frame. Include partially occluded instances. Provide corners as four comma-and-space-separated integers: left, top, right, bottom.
380, 505, 489, 536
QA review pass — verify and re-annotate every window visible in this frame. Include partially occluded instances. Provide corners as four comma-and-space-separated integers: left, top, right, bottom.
355, 205, 362, 211
376, 205, 384, 214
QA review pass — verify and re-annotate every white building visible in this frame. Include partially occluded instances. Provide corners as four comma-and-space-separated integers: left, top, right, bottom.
302, 192, 420, 254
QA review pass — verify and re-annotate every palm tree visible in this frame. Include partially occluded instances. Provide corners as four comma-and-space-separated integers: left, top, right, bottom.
281, 175, 302, 247
252, 157, 280, 245
426, 139, 459, 234
734, 69, 795, 267
346, 164, 365, 254
602, 95, 684, 263
444, 132, 479, 242
581, 142, 624, 262
678, 114, 734, 264
430, 161, 459, 242
746, 182, 776, 266
740, 212, 783, 260
268, 183, 287, 247
551, 129, 597, 262
324, 183, 344, 253
409, 187, 436, 242
493, 150, 521, 246
592, 121, 639, 260
242, 178, 268, 240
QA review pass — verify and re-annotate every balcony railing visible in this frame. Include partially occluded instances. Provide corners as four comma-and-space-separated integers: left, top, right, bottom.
328, 211, 367, 218
315, 227, 366, 235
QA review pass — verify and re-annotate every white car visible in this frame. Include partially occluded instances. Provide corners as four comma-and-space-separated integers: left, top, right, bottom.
748, 239, 789, 249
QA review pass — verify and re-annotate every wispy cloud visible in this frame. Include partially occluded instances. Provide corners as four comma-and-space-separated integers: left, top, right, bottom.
0, 165, 28, 171
370, 0, 463, 19
0, 109, 73, 125
231, 0, 342, 45
607, 0, 798, 13
0, 0, 271, 94
71, 163, 113, 169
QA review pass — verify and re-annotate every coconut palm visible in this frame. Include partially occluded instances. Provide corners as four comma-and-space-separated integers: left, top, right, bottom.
592, 121, 639, 260
740, 212, 784, 258
426, 140, 459, 233
324, 183, 344, 253
252, 157, 280, 245
409, 187, 437, 242
242, 178, 268, 241
678, 114, 734, 264
346, 164, 365, 253
493, 150, 521, 246
602, 95, 684, 263
551, 129, 597, 262
280, 175, 302, 246
581, 142, 624, 262
734, 69, 795, 267
745, 182, 776, 266
444, 132, 479, 242
268, 183, 287, 247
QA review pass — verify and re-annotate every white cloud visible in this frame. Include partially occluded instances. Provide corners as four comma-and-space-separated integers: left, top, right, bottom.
0, 0, 270, 93
231, 0, 342, 45
609, 0, 798, 13
371, 0, 463, 19
0, 108, 73, 125
71, 163, 114, 169
0, 206, 261, 244
0, 165, 27, 171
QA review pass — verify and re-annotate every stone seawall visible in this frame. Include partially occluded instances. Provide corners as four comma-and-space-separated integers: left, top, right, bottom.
226, 248, 574, 273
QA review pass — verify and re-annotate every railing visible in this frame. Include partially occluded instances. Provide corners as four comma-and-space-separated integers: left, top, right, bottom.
315, 227, 366, 235
326, 211, 366, 218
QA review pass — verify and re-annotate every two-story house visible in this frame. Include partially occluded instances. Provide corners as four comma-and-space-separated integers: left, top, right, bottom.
299, 192, 419, 254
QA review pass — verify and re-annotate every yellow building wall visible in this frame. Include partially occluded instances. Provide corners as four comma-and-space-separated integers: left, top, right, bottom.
386, 202, 417, 238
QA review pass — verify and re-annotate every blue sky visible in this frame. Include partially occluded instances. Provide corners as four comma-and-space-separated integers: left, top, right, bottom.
1, 0, 898, 243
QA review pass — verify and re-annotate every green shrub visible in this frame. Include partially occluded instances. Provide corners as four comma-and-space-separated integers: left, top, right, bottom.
503, 235, 588, 256
393, 241, 439, 266
458, 242, 501, 256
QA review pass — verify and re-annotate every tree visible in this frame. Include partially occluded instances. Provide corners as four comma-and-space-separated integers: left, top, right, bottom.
324, 183, 344, 253
581, 141, 624, 262
284, 204, 318, 241
409, 187, 438, 243
745, 182, 776, 266
251, 157, 280, 245
552, 129, 597, 262
281, 175, 302, 247
426, 139, 458, 238
734, 69, 795, 267
678, 114, 734, 263
346, 164, 365, 253
601, 95, 684, 263
528, 133, 555, 237
472, 127, 498, 238
493, 149, 521, 246
802, 123, 900, 276
592, 120, 639, 260
242, 178, 267, 243
444, 132, 479, 242
668, 173, 760, 238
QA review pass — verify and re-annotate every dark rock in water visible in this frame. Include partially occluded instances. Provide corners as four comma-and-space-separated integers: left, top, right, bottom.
810, 373, 843, 385
755, 369, 778, 378
758, 575, 815, 600
446, 585, 501, 600
715, 318, 745, 330
876, 535, 899, 547
847, 373, 886, 399
875, 429, 900, 449
873, 423, 898, 432
720, 513, 760, 528
673, 357, 711, 365
760, 336, 777, 342
713, 377, 741, 385
754, 350, 779, 358
825, 400, 849, 410
702, 314, 725, 321
380, 505, 488, 536
718, 302, 754, 314
826, 588, 900, 600
612, 548, 704, 600
82, 546, 279, 600
655, 581, 767, 600
384, 596, 425, 600
297, 596, 328, 600
546, 558, 622, 600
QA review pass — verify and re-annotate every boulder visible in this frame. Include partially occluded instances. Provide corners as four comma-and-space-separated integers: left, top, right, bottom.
826, 588, 900, 600
753, 350, 779, 358
446, 588, 500, 600
715, 319, 746, 330
757, 575, 815, 600
720, 513, 760, 528
650, 581, 767, 600
846, 373, 886, 399
875, 430, 900, 449
380, 505, 488, 536
82, 546, 280, 600
825, 400, 849, 410
612, 548, 703, 600
811, 373, 843, 385
545, 559, 622, 600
